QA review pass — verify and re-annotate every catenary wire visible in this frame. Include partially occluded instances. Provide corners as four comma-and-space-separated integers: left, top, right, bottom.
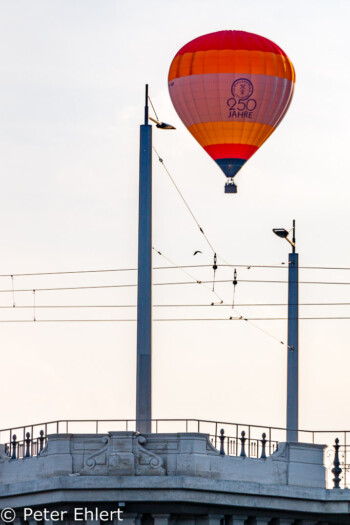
0, 317, 349, 322
4, 263, 350, 278
2, 278, 350, 295
4, 302, 350, 308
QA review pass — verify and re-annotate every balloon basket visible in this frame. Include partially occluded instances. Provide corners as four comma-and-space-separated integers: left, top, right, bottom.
224, 181, 238, 194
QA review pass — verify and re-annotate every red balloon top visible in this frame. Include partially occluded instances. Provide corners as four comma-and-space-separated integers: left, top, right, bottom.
175, 30, 288, 58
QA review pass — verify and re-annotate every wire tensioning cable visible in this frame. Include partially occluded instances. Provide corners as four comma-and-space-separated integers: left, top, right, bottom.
148, 96, 160, 122
153, 147, 216, 253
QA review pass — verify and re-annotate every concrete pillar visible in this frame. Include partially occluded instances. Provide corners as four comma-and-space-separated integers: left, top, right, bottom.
272, 520, 294, 525
230, 517, 248, 525
112, 509, 128, 525
153, 514, 171, 525
119, 514, 139, 525
198, 515, 224, 525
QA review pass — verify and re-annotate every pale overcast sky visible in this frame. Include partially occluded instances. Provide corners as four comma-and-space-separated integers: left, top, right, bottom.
0, 0, 349, 435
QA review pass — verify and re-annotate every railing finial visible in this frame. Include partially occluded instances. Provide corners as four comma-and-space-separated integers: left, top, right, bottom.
240, 430, 247, 457
260, 432, 267, 459
219, 428, 225, 455
39, 430, 45, 453
332, 437, 342, 489
25, 432, 31, 458
11, 434, 17, 460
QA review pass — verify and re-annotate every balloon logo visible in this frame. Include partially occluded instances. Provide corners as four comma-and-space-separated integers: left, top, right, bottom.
168, 30, 295, 193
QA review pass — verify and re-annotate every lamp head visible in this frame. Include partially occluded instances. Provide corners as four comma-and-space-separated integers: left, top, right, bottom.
149, 116, 176, 130
273, 228, 289, 239
157, 121, 176, 130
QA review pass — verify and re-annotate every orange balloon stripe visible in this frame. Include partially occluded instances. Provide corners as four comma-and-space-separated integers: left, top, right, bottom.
169, 50, 295, 83
187, 121, 275, 148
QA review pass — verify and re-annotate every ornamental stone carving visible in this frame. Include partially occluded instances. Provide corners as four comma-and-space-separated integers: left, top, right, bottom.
83, 436, 109, 471
133, 435, 165, 476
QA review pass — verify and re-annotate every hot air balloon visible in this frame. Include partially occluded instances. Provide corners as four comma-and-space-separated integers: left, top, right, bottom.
168, 30, 295, 193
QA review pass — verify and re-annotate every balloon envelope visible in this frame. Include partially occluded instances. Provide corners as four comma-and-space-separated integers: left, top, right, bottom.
168, 30, 295, 191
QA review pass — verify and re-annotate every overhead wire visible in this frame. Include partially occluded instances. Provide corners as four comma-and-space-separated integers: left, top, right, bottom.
2, 277, 350, 296
0, 268, 138, 277
0, 317, 349, 323
2, 301, 350, 308
3, 263, 350, 279
152, 278, 350, 286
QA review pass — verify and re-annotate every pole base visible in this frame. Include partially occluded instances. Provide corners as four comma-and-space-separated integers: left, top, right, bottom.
224, 181, 238, 194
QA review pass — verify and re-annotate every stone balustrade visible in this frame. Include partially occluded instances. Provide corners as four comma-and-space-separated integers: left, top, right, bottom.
0, 432, 348, 524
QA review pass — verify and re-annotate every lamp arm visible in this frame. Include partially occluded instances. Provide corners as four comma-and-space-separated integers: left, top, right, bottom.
148, 116, 159, 125
286, 237, 296, 249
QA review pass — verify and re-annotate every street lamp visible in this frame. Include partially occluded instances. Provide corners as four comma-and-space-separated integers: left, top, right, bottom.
148, 116, 176, 130
136, 85, 175, 434
273, 220, 298, 442
272, 227, 295, 251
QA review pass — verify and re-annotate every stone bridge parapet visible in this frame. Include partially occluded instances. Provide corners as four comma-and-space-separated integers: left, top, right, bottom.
0, 431, 326, 489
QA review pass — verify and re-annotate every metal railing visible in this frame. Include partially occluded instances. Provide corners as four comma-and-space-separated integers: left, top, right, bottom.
0, 418, 346, 489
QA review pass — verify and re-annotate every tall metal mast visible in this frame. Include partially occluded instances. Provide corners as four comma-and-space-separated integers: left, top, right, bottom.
273, 220, 299, 441
136, 85, 152, 433
287, 219, 298, 441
